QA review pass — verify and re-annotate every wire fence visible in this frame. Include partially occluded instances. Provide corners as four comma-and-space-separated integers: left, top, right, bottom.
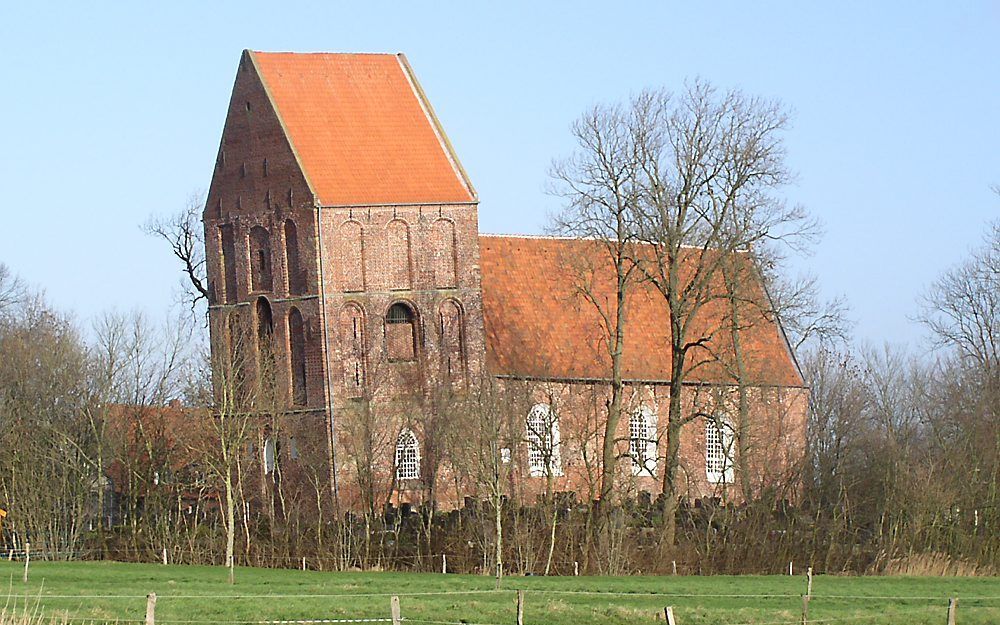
1, 547, 697, 576
2, 586, 996, 625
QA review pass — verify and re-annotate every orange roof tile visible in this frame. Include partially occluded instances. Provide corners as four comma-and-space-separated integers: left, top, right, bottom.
479, 235, 804, 387
251, 51, 474, 206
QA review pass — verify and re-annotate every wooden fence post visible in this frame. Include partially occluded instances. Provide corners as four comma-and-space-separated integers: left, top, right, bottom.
573, 561, 579, 576
947, 598, 957, 625
390, 595, 401, 625
800, 594, 810, 625
788, 561, 793, 576
162, 548, 168, 565
806, 567, 813, 597
23, 542, 30, 582
302, 557, 307, 571
442, 554, 447, 574
663, 606, 676, 625
516, 589, 524, 625
672, 560, 677, 576
146, 592, 157, 625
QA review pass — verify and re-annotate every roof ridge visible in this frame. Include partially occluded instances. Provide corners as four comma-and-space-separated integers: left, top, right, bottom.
250, 50, 398, 56
480, 232, 747, 252
481, 232, 593, 241
396, 54, 478, 201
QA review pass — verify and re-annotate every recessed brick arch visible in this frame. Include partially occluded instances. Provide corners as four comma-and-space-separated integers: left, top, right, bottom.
385, 219, 412, 291
438, 298, 464, 382
255, 296, 276, 392
284, 219, 306, 295
249, 226, 273, 293
340, 302, 366, 398
339, 220, 364, 292
432, 218, 457, 288
287, 306, 307, 406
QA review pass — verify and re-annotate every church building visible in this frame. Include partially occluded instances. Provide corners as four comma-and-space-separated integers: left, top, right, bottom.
203, 50, 807, 512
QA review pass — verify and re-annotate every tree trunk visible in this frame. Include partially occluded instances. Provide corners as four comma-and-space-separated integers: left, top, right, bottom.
494, 489, 503, 589
544, 472, 557, 575
600, 265, 629, 504
225, 471, 236, 584
725, 268, 753, 503
660, 361, 685, 550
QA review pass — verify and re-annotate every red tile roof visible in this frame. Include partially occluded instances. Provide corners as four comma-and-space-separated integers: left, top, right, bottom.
479, 235, 804, 387
251, 51, 475, 206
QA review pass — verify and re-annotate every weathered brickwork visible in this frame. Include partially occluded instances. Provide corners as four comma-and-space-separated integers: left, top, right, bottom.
201, 50, 808, 513
499, 381, 808, 505
202, 52, 332, 523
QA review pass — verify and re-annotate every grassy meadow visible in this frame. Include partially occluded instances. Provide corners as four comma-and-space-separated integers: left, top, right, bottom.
0, 560, 998, 625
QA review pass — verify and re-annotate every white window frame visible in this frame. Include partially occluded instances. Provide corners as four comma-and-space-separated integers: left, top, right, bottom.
395, 428, 420, 481
630, 406, 658, 477
263, 437, 276, 475
526, 403, 562, 477
705, 415, 735, 484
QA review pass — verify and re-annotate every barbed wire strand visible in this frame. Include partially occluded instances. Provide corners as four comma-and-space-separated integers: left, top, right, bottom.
4, 589, 1000, 602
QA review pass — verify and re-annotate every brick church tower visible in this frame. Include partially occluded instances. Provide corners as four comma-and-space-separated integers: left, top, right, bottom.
203, 50, 485, 508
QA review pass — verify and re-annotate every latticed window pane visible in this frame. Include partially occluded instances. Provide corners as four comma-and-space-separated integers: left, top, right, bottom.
526, 404, 562, 477
395, 428, 420, 481
263, 437, 276, 475
706, 415, 734, 483
630, 406, 657, 477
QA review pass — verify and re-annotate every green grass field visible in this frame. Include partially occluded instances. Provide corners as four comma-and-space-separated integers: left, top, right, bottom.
1, 561, 998, 625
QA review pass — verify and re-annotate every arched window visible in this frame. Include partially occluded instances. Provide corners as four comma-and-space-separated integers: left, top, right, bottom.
385, 220, 411, 290
630, 406, 657, 477
395, 428, 420, 481
219, 225, 238, 303
385, 302, 416, 362
249, 226, 273, 292
255, 297, 275, 393
263, 437, 276, 474
526, 404, 562, 477
438, 300, 464, 381
340, 221, 364, 292
256, 297, 273, 350
288, 307, 307, 406
341, 304, 366, 398
284, 219, 306, 295
432, 219, 457, 288
706, 415, 735, 484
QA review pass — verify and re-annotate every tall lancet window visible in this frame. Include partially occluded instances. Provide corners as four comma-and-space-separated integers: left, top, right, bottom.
395, 428, 420, 481
629, 406, 657, 477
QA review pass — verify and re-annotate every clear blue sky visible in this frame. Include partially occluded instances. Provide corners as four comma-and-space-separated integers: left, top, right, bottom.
1, 2, 997, 348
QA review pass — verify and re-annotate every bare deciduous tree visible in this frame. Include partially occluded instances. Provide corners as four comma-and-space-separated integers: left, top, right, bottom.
0, 264, 26, 315
918, 219, 999, 375
144, 194, 211, 312
550, 81, 811, 547
550, 102, 642, 507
